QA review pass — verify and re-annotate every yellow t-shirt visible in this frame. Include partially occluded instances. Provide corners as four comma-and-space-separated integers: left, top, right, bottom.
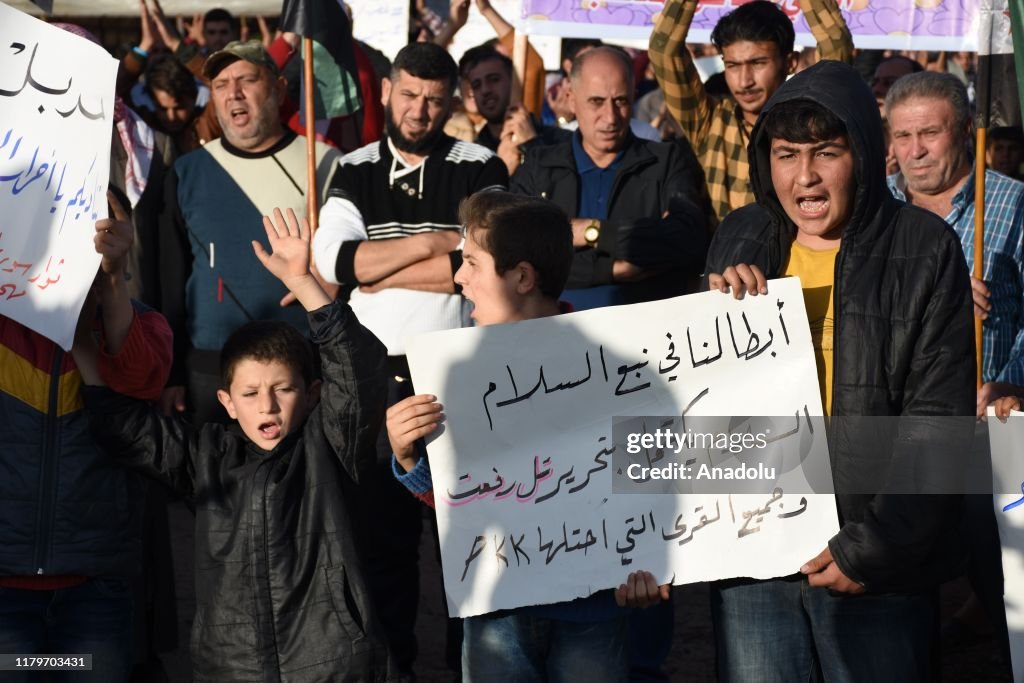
782, 242, 838, 415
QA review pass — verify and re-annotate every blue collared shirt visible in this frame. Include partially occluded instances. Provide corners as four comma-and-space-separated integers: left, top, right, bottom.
572, 132, 623, 221
564, 133, 626, 311
888, 168, 1024, 384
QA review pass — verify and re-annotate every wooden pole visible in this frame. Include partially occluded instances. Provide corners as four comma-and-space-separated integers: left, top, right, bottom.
303, 36, 318, 233
974, 126, 986, 390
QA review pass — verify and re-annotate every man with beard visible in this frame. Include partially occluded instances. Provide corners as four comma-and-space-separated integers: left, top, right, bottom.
312, 41, 507, 676
158, 41, 341, 424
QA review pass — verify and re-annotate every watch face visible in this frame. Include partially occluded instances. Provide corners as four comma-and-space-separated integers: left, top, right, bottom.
585, 226, 600, 243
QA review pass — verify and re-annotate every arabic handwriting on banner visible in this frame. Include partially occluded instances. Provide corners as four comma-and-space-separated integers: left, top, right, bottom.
0, 232, 67, 301
457, 489, 811, 579
444, 401, 820, 509
0, 41, 106, 121
406, 279, 840, 617
0, 2, 117, 350
443, 436, 614, 507
1, 129, 104, 234
482, 300, 793, 431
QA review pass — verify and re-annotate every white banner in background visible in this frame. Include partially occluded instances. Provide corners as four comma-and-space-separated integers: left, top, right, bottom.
0, 2, 117, 349
351, 0, 410, 62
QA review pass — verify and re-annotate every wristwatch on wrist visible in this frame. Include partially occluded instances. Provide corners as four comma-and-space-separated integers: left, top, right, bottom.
583, 220, 601, 246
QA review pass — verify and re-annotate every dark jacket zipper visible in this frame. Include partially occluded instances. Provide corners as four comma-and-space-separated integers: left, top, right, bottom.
258, 461, 282, 683
33, 349, 63, 574
827, 241, 844, 475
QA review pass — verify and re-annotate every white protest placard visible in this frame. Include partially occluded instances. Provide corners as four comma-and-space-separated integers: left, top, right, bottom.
989, 407, 1024, 682
0, 2, 118, 350
351, 0, 410, 62
448, 0, 563, 71
407, 277, 840, 618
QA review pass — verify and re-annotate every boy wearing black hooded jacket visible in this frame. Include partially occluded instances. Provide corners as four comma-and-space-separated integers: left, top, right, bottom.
703, 61, 974, 682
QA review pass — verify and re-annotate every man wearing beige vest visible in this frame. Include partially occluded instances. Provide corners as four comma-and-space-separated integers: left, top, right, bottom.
158, 41, 340, 423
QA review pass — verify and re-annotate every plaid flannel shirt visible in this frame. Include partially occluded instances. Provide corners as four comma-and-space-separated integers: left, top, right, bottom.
889, 169, 1024, 385
649, 0, 853, 224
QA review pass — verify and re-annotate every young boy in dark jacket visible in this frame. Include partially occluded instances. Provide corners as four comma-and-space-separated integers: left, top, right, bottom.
75, 208, 395, 682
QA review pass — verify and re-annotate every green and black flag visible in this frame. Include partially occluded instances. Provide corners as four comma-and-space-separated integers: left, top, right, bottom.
279, 0, 362, 121
971, 0, 1023, 386
976, 0, 1023, 131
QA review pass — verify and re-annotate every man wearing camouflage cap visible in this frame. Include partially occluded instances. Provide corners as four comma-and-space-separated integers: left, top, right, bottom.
158, 41, 342, 422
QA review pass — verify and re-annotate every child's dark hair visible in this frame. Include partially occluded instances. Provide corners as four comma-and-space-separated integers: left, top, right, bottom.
459, 45, 512, 80
761, 99, 847, 145
220, 321, 314, 389
458, 191, 573, 300
391, 42, 458, 93
711, 1, 795, 57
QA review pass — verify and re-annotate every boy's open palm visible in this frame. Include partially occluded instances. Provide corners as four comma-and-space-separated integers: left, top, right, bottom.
253, 208, 331, 311
253, 207, 311, 283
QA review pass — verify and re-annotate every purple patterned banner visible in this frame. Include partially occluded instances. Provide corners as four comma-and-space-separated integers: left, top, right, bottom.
520, 0, 980, 51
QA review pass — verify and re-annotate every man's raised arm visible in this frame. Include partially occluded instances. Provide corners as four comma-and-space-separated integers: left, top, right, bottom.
648, 0, 713, 144
800, 0, 854, 64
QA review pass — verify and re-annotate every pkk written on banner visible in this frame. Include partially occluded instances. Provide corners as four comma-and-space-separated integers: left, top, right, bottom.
406, 277, 840, 618
521, 0, 981, 51
0, 2, 117, 349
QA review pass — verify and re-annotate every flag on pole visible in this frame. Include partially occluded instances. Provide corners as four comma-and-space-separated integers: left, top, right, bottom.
280, 0, 361, 121
1009, 0, 1024, 126
976, 0, 1022, 131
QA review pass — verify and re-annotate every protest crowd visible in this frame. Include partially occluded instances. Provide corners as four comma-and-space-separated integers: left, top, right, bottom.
2, 0, 1024, 680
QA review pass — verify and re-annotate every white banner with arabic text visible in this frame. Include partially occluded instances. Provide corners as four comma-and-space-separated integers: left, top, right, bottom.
0, 2, 117, 349
407, 277, 840, 618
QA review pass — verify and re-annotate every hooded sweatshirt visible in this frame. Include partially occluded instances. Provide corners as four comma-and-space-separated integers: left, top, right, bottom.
705, 61, 975, 592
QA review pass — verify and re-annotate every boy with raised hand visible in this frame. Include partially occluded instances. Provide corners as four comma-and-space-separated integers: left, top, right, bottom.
75, 207, 396, 682
386, 191, 667, 681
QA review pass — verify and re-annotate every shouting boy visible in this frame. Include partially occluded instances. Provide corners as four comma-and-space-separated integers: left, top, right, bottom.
704, 61, 973, 681
75, 208, 395, 682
